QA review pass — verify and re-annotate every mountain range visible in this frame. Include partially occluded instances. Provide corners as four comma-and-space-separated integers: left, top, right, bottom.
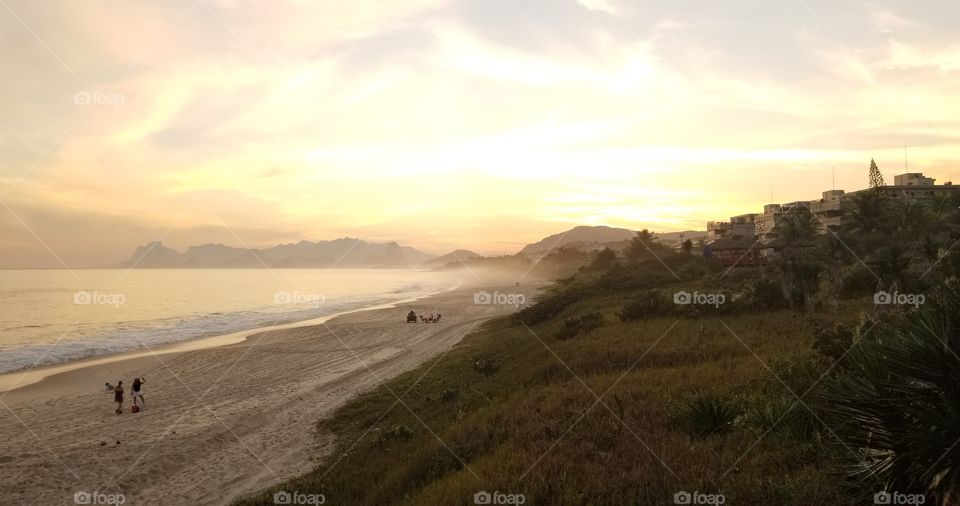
116, 238, 434, 269
117, 226, 706, 269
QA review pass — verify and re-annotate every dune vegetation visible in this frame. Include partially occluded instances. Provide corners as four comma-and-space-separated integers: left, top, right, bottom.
237, 189, 960, 505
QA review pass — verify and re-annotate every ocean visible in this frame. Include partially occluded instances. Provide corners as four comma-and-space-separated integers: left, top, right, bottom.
0, 268, 460, 374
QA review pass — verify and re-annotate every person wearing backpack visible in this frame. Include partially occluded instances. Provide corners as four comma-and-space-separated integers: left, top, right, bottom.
132, 376, 145, 410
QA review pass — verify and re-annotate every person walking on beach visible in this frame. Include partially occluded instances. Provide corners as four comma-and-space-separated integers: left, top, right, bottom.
132, 376, 145, 409
114, 381, 124, 414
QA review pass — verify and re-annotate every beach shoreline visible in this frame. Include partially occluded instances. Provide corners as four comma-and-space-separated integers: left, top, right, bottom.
0, 279, 538, 506
0, 280, 465, 396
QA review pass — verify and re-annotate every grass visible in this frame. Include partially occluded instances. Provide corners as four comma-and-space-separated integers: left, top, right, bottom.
235, 289, 865, 505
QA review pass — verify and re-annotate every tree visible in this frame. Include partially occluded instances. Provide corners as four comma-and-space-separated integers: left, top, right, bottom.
868, 245, 911, 293
682, 239, 694, 255
777, 206, 819, 245
588, 247, 618, 271
844, 190, 892, 238
536, 247, 589, 278
775, 207, 828, 311
625, 229, 666, 264
868, 158, 885, 190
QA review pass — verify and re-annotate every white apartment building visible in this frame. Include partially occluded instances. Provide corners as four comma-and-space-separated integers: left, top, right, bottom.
708, 171, 958, 248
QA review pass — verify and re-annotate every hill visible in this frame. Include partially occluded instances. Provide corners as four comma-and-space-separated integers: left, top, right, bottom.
517, 225, 637, 255
421, 250, 484, 268
518, 226, 706, 255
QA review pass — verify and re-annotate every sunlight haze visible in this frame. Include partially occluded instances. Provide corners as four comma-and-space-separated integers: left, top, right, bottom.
2, 0, 959, 266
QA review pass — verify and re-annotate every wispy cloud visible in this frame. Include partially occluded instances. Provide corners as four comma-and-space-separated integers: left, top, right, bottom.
3, 0, 960, 265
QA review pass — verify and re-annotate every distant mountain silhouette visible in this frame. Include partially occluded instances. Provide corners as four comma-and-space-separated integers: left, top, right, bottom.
422, 250, 484, 268
117, 238, 433, 268
518, 226, 637, 255
518, 226, 707, 255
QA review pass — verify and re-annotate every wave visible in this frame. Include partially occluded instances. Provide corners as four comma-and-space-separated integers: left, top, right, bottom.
0, 282, 450, 376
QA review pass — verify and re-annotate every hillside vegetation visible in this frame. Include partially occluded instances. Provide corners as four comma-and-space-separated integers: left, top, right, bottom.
238, 188, 960, 505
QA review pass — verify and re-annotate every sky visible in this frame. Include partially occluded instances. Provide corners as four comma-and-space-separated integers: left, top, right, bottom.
2, 0, 960, 267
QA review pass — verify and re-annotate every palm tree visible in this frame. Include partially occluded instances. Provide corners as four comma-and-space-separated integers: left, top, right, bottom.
867, 245, 911, 293
775, 207, 827, 311
818, 289, 960, 504
844, 190, 892, 238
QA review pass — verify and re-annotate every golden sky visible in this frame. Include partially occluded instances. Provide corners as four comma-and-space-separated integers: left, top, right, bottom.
2, 0, 960, 266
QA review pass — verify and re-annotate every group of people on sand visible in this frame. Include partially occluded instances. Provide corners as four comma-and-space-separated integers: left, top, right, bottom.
106, 376, 146, 414
406, 310, 442, 323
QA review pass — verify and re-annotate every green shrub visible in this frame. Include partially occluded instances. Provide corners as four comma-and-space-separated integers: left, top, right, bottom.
677, 261, 709, 280
812, 324, 853, 363
426, 387, 459, 403
617, 290, 673, 322
742, 393, 817, 440
375, 424, 414, 445
471, 357, 499, 377
747, 278, 789, 311
840, 264, 878, 298
818, 290, 960, 501
556, 312, 606, 340
677, 392, 741, 437
514, 287, 581, 325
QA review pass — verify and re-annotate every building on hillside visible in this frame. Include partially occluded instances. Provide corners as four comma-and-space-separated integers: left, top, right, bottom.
710, 171, 957, 265
883, 173, 956, 200
843, 172, 958, 206
809, 190, 846, 234
706, 221, 731, 242
894, 173, 936, 186
758, 237, 787, 260
703, 236, 760, 266
754, 204, 781, 243
730, 213, 758, 239
754, 201, 810, 243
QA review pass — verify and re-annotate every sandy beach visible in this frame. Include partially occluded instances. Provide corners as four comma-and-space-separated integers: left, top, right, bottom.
0, 282, 536, 506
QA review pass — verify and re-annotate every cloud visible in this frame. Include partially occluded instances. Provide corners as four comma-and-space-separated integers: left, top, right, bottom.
4, 0, 960, 264
576, 0, 619, 15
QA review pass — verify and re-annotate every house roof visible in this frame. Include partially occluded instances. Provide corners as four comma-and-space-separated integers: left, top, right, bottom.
707, 236, 758, 250
757, 238, 788, 250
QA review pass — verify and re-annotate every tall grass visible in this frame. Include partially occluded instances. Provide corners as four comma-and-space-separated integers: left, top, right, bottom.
235, 297, 856, 505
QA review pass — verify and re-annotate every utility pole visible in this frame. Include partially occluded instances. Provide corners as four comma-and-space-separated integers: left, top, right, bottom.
904, 145, 909, 171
